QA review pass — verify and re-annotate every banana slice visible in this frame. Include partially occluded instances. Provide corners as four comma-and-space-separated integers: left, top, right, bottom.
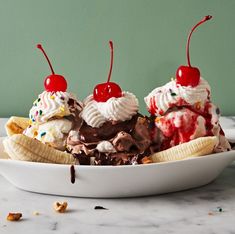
3, 134, 75, 164
5, 116, 30, 136
151, 136, 218, 163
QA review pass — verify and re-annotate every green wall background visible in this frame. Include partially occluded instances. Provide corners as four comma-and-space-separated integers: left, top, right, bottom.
0, 0, 234, 117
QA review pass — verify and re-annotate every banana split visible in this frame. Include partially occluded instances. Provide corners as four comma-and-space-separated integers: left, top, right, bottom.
3, 18, 232, 165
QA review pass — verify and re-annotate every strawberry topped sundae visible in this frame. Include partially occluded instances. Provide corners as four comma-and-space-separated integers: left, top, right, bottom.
145, 16, 231, 152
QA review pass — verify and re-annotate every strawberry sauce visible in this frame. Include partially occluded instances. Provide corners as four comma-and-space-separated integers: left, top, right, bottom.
155, 104, 215, 150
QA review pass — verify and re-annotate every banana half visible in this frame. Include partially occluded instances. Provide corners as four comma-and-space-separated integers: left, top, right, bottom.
3, 134, 75, 164
5, 116, 30, 136
2, 132, 218, 165
150, 136, 218, 163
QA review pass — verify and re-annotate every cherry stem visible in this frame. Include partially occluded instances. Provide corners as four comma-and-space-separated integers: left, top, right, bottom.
37, 44, 55, 74
107, 40, 113, 83
186, 15, 212, 67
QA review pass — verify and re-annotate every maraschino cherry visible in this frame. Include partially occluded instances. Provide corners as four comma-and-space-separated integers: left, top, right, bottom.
176, 15, 212, 87
93, 41, 122, 102
37, 44, 67, 92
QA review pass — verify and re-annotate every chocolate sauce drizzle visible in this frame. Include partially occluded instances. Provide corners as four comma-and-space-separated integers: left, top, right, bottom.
70, 165, 76, 184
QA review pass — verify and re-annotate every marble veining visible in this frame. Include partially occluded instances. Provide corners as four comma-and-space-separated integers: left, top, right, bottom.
0, 117, 235, 234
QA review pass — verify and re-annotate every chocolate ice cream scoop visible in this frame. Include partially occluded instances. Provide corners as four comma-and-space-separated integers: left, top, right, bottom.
67, 115, 160, 165
77, 114, 139, 143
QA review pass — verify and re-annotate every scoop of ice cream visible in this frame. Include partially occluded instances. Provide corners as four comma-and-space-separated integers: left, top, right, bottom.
29, 91, 83, 124
24, 119, 73, 150
144, 77, 211, 116
156, 108, 207, 149
157, 105, 230, 152
81, 91, 139, 128
66, 115, 158, 165
24, 90, 83, 150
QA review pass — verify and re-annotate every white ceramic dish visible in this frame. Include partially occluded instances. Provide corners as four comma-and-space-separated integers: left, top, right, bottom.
0, 137, 234, 198
224, 129, 235, 143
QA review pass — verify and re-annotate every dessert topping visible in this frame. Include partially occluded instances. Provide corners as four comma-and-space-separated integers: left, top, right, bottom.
53, 201, 68, 213
7, 212, 22, 221
93, 41, 122, 102
176, 16, 212, 87
37, 44, 67, 92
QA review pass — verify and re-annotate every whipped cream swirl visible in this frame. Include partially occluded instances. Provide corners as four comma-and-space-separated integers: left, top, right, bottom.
144, 77, 211, 116
81, 92, 139, 128
29, 91, 83, 123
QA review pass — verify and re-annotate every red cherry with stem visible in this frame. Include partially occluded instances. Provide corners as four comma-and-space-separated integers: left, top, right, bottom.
176, 15, 212, 87
37, 44, 67, 92
93, 41, 122, 102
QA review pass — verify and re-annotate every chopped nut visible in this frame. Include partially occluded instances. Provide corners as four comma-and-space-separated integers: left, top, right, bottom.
195, 101, 201, 110
33, 211, 40, 216
53, 201, 68, 213
7, 213, 22, 221
155, 117, 162, 123
141, 156, 152, 164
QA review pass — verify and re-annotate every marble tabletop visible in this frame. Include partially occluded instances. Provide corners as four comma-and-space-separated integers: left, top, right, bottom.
0, 117, 235, 234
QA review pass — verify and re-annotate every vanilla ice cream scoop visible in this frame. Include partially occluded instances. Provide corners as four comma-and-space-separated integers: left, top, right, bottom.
23, 90, 83, 150
24, 119, 72, 150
